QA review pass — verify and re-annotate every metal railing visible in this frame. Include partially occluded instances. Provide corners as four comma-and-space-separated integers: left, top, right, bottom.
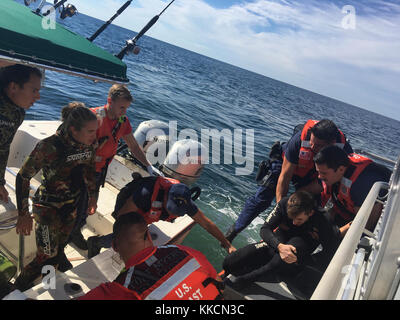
361, 154, 400, 299
310, 181, 389, 299
311, 154, 400, 300
354, 149, 396, 167
0, 167, 37, 274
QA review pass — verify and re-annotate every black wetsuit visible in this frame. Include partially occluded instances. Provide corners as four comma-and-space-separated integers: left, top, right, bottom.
223, 197, 340, 293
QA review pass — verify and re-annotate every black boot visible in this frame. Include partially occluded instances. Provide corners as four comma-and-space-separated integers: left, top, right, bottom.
58, 252, 73, 272
225, 224, 239, 243
0, 281, 15, 299
14, 273, 37, 292
223, 276, 248, 291
70, 230, 88, 250
87, 236, 102, 259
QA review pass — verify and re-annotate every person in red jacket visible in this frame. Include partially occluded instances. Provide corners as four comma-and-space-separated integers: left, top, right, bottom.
69, 84, 162, 250
79, 212, 224, 300
87, 175, 236, 258
225, 119, 353, 243
314, 145, 391, 237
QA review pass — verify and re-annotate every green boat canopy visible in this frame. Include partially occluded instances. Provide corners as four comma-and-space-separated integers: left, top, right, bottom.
0, 0, 128, 83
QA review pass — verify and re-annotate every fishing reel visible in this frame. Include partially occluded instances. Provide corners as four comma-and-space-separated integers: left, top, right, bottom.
60, 3, 78, 19
125, 40, 141, 55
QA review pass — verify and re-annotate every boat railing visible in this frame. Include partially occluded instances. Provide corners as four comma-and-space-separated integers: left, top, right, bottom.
353, 149, 396, 167
311, 154, 400, 300
362, 154, 400, 299
0, 167, 37, 274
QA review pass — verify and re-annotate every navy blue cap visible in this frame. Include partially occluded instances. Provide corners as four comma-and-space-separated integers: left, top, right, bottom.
166, 184, 198, 217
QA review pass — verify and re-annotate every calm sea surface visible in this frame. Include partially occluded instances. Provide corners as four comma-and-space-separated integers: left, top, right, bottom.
21, 5, 400, 270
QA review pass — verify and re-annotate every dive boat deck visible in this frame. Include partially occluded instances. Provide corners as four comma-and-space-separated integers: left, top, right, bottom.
0, 121, 195, 300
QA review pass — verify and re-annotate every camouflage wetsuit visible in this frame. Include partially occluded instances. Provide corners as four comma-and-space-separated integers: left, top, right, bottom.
0, 93, 25, 187
14, 124, 96, 290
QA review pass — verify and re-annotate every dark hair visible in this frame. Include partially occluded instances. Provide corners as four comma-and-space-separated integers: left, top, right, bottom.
113, 212, 147, 241
0, 64, 42, 91
310, 119, 339, 142
287, 191, 316, 219
108, 84, 133, 102
61, 101, 97, 131
314, 145, 350, 171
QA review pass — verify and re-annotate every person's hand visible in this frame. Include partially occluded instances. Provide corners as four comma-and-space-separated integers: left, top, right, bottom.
16, 213, 33, 236
221, 241, 236, 254
277, 243, 297, 264
87, 197, 97, 215
227, 244, 236, 254
146, 165, 164, 177
0, 185, 9, 203
339, 222, 352, 238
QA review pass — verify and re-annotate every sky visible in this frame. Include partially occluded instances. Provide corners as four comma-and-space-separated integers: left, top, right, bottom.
69, 0, 400, 121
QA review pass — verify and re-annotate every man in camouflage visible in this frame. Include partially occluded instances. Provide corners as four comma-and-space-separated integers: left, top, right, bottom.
0, 64, 42, 202
14, 106, 97, 291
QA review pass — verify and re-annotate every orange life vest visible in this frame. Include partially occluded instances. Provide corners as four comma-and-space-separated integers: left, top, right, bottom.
114, 245, 223, 300
91, 105, 127, 146
321, 153, 372, 222
90, 105, 128, 172
292, 119, 347, 179
136, 176, 181, 224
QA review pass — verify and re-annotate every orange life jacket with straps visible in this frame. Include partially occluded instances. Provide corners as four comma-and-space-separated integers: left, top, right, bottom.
114, 245, 223, 300
91, 105, 127, 147
321, 153, 372, 222
90, 105, 128, 173
136, 176, 181, 224
291, 119, 347, 179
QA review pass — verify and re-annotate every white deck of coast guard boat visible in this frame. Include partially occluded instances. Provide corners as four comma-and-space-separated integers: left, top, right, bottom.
0, 120, 195, 300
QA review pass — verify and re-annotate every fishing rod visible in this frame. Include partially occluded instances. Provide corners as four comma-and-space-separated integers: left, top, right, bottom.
88, 0, 132, 42
24, 0, 45, 15
42, 0, 68, 16
116, 0, 176, 60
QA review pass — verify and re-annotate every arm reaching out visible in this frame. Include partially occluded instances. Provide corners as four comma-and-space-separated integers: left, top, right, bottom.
276, 156, 296, 202
192, 210, 236, 253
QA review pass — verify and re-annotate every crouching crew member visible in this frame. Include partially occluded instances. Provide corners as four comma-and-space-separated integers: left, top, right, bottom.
14, 103, 98, 291
79, 212, 224, 300
87, 175, 236, 258
314, 145, 392, 237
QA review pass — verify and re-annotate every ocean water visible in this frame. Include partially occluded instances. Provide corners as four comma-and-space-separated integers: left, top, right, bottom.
20, 4, 400, 270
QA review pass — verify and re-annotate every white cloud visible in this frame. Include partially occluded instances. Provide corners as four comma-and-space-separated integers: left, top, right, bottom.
75, 0, 400, 120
